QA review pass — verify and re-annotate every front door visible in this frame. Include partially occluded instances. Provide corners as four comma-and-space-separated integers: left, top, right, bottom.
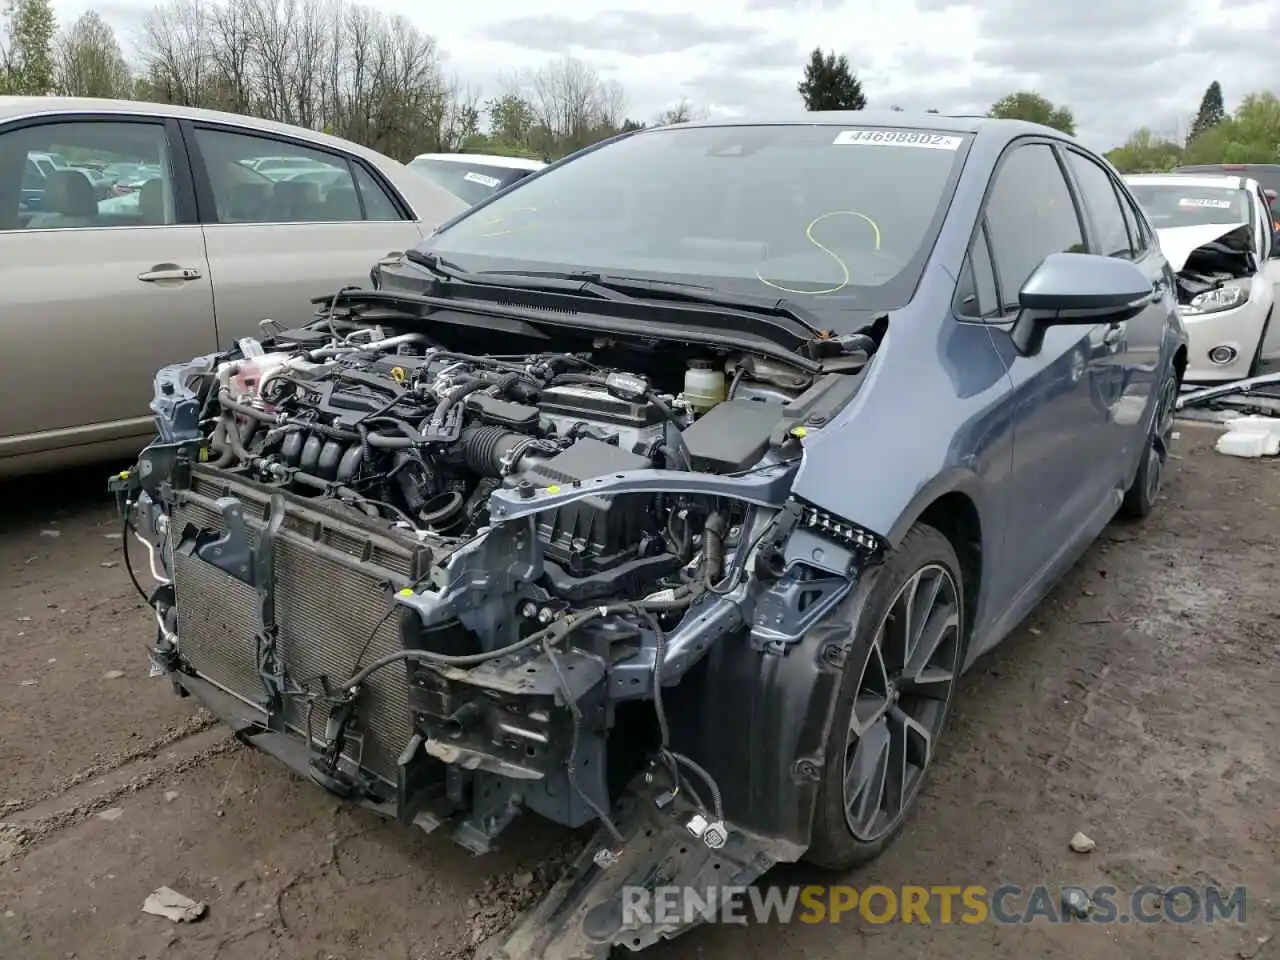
184, 123, 425, 345
976, 141, 1121, 611
0, 116, 216, 464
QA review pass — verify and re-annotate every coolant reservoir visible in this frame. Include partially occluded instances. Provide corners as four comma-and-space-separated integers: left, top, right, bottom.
683, 359, 726, 414
226, 352, 294, 400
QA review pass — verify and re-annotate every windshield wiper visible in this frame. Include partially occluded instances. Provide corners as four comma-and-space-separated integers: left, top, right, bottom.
405, 251, 636, 302
482, 268, 834, 340
404, 251, 832, 342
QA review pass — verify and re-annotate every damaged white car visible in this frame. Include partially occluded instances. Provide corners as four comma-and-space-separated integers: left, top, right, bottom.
1127, 173, 1280, 382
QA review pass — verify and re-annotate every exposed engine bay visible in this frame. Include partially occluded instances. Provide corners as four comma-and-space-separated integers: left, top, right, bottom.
113, 293, 887, 957
1172, 223, 1257, 305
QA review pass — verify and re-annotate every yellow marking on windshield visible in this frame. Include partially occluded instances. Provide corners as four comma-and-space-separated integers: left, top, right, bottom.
756, 210, 881, 296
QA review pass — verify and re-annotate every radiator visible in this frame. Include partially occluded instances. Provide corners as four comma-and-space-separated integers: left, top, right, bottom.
168, 469, 429, 786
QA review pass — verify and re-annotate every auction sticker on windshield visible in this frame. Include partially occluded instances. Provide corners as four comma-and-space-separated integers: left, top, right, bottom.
1179, 197, 1232, 209
833, 129, 963, 150
464, 171, 502, 188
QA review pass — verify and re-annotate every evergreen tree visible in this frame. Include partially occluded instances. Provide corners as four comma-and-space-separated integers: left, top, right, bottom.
1187, 81, 1225, 144
797, 47, 866, 112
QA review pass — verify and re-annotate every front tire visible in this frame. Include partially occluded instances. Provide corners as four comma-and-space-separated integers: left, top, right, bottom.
806, 522, 964, 870
1119, 369, 1178, 520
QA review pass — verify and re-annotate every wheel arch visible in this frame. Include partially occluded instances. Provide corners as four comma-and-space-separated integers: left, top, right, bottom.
885, 473, 986, 651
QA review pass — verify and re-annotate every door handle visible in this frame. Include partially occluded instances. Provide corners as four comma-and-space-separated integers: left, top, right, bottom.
1102, 322, 1124, 346
138, 265, 202, 283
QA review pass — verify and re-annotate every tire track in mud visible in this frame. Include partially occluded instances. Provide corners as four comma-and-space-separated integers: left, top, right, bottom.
0, 711, 233, 861
0, 710, 218, 818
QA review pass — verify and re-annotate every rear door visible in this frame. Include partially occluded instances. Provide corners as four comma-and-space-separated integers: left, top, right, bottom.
184, 122, 426, 345
0, 114, 215, 463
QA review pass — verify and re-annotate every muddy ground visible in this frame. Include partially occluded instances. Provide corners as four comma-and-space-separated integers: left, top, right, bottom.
0, 422, 1276, 960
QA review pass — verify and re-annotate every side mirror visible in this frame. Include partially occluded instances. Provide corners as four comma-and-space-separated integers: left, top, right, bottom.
1011, 252, 1152, 356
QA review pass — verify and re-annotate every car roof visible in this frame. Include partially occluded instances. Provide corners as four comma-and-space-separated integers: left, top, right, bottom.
647, 110, 1077, 143
412, 153, 545, 171
0, 96, 404, 171
1125, 172, 1252, 191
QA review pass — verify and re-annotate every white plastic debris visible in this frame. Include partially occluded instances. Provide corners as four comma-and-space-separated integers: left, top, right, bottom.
1215, 416, 1280, 458
1069, 831, 1096, 853
142, 887, 206, 923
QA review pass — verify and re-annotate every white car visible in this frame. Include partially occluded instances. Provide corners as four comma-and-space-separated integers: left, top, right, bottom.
407, 152, 544, 205
1126, 173, 1280, 382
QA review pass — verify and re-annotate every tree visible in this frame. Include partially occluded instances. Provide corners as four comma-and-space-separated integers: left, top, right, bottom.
797, 47, 865, 111
55, 10, 132, 98
486, 92, 536, 146
656, 96, 704, 125
1188, 80, 1225, 144
988, 91, 1075, 135
2, 0, 57, 94
1105, 128, 1184, 173
520, 55, 626, 157
1183, 91, 1280, 165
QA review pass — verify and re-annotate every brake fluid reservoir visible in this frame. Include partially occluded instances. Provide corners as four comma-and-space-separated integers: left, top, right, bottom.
683, 360, 726, 414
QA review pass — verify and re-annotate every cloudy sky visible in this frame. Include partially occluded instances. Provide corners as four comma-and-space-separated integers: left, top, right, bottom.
52, 0, 1279, 151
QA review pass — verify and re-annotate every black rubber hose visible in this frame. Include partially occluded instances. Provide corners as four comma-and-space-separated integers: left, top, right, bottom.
459, 426, 531, 477
290, 470, 379, 517
703, 511, 728, 583
209, 419, 236, 467
219, 412, 252, 460
218, 393, 276, 423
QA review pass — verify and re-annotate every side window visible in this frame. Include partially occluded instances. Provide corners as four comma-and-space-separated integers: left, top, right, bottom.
1, 120, 175, 231
1116, 189, 1147, 257
955, 221, 999, 319
984, 143, 1085, 312
193, 127, 364, 224
1123, 191, 1154, 253
352, 164, 404, 221
1063, 151, 1132, 258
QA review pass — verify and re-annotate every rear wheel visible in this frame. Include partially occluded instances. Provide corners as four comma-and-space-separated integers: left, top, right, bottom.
1119, 370, 1178, 520
806, 523, 964, 870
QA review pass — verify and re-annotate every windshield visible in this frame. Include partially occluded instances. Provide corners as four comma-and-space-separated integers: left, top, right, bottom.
425, 124, 970, 316
1128, 183, 1251, 229
409, 158, 526, 205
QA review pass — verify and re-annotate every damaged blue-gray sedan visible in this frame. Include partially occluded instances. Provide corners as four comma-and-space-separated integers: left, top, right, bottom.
113, 112, 1187, 958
